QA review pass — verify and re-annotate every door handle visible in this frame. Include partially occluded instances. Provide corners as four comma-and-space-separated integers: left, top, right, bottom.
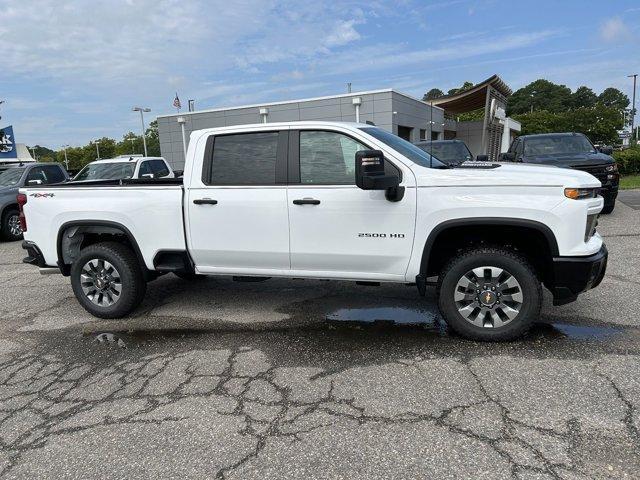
293, 198, 321, 205
193, 199, 218, 205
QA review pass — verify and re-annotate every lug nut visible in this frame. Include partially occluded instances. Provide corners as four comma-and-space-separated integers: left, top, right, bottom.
491, 286, 496, 291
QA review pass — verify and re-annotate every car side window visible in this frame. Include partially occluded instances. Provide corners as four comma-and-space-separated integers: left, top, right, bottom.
299, 131, 366, 185
139, 161, 152, 177
26, 167, 48, 184
514, 140, 524, 157
41, 166, 66, 183
206, 131, 279, 185
150, 160, 170, 178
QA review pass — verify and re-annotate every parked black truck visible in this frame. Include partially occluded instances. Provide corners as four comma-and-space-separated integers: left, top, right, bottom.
500, 133, 619, 213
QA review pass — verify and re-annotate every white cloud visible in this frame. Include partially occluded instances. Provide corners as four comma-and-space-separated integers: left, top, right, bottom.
599, 17, 632, 43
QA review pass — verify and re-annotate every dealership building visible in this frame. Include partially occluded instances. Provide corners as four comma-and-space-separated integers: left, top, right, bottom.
158, 74, 520, 169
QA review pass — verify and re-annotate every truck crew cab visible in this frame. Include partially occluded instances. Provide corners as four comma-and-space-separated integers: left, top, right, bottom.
19, 122, 607, 341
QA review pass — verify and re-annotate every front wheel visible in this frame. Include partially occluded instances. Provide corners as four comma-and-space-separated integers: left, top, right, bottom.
70, 242, 147, 319
437, 247, 542, 341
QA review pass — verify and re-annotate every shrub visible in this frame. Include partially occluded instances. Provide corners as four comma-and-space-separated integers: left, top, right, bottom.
613, 147, 640, 176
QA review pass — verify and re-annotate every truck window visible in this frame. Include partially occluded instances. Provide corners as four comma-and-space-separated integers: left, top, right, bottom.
139, 161, 152, 177
41, 165, 66, 183
206, 132, 278, 185
299, 131, 366, 184
149, 159, 170, 177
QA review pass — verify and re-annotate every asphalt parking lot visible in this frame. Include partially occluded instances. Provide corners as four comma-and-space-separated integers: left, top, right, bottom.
1, 197, 639, 480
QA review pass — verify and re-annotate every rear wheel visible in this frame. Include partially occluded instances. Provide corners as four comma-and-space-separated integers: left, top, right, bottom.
437, 247, 542, 341
1, 209, 23, 241
70, 242, 146, 319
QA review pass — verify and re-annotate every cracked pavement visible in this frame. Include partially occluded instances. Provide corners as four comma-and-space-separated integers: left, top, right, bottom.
1, 200, 639, 479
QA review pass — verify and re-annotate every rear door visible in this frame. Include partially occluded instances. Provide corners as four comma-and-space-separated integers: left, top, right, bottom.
286, 128, 416, 280
186, 129, 290, 273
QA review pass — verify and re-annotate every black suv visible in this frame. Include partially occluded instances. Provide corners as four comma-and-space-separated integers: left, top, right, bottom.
414, 139, 488, 166
500, 133, 619, 214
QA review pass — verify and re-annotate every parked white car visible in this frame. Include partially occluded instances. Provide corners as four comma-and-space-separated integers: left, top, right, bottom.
19, 122, 607, 341
72, 156, 175, 181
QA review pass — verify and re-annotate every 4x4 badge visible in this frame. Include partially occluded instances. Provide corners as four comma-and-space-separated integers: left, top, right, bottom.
29, 193, 55, 198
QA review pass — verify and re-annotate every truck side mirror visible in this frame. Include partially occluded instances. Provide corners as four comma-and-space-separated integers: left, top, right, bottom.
598, 145, 613, 155
355, 150, 403, 202
476, 154, 489, 162
355, 150, 399, 190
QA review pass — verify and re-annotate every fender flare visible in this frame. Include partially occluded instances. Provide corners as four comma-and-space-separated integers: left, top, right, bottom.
56, 220, 147, 274
419, 217, 560, 275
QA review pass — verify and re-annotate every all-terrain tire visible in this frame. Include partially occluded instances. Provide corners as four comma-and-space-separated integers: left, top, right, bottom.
1, 209, 23, 241
70, 242, 147, 319
436, 246, 542, 341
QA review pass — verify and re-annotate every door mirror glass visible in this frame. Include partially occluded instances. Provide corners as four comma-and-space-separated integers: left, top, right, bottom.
475, 154, 489, 162
355, 150, 399, 190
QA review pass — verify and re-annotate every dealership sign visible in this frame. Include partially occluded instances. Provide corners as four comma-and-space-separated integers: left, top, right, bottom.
0, 126, 17, 159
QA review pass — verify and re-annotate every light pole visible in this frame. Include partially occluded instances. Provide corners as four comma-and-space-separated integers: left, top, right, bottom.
61, 144, 69, 170
177, 116, 187, 160
628, 74, 637, 145
132, 107, 151, 156
92, 139, 101, 160
30, 147, 37, 161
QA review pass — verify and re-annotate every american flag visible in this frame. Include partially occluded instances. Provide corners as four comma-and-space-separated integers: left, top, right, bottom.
173, 93, 181, 110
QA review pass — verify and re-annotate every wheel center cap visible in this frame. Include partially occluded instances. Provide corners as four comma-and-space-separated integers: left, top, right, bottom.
479, 290, 497, 307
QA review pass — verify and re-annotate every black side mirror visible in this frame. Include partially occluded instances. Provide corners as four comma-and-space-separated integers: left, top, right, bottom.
475, 154, 489, 162
499, 152, 515, 162
355, 150, 404, 202
355, 150, 399, 190
598, 146, 613, 155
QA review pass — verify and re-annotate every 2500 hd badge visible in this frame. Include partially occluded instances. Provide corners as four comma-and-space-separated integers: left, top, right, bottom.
358, 233, 406, 238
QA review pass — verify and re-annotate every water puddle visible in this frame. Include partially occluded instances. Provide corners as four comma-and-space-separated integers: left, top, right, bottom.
549, 323, 623, 341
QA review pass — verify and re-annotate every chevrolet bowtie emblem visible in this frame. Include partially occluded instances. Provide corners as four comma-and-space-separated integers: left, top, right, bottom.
485, 292, 491, 303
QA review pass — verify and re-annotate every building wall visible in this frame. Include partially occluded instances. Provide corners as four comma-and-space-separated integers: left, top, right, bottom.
455, 121, 485, 158
391, 92, 444, 142
160, 92, 391, 169
158, 90, 444, 169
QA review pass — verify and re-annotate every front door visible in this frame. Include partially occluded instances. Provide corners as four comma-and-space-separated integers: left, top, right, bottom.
287, 129, 416, 281
187, 130, 290, 274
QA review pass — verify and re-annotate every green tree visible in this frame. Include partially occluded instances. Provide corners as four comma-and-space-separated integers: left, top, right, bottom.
570, 86, 597, 109
115, 132, 144, 156
27, 145, 57, 162
513, 104, 623, 145
145, 120, 161, 156
447, 81, 474, 96
422, 88, 444, 101
598, 87, 630, 110
507, 79, 572, 115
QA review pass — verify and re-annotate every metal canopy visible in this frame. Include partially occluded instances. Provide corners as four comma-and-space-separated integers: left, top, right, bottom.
429, 75, 512, 114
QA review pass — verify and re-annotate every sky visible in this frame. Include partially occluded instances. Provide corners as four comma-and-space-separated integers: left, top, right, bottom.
1, 0, 639, 148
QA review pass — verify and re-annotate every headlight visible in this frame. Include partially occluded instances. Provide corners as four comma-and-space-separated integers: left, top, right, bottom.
605, 164, 618, 172
564, 188, 598, 200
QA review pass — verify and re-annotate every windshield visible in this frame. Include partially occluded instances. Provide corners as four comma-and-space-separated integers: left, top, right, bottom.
416, 142, 472, 165
524, 135, 596, 157
0, 168, 25, 187
359, 127, 447, 168
73, 162, 136, 181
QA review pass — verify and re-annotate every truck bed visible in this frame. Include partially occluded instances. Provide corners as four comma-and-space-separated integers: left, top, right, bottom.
21, 182, 186, 270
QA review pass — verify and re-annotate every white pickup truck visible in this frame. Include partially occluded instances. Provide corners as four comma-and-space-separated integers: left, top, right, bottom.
19, 122, 607, 341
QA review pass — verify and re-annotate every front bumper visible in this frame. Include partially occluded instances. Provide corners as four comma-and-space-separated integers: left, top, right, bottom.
550, 245, 608, 306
